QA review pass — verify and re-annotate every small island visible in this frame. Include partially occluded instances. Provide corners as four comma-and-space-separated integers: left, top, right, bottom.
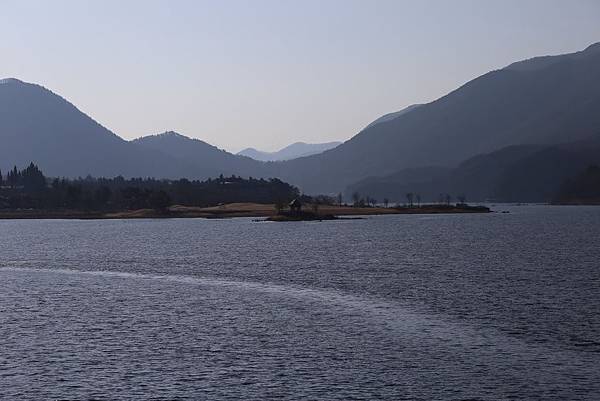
263, 198, 490, 222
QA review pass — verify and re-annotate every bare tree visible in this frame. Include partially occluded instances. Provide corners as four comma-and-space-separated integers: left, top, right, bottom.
457, 194, 467, 204
274, 199, 286, 214
383, 198, 389, 208
352, 192, 360, 207
445, 194, 452, 205
406, 192, 414, 207
416, 194, 421, 207
337, 192, 343, 206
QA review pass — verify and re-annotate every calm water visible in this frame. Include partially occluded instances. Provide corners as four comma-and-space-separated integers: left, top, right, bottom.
1, 205, 599, 400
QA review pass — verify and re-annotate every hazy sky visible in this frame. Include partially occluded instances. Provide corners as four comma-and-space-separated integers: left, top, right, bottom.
1, 0, 600, 152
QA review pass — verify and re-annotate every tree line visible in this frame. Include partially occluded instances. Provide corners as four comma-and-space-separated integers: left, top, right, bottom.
0, 163, 300, 211
350, 191, 468, 208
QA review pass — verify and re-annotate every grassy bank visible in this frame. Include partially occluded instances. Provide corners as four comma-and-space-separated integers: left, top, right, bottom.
0, 203, 491, 220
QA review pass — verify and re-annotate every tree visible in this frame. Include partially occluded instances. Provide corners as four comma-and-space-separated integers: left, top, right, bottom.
416, 194, 421, 207
149, 190, 171, 212
21, 162, 46, 191
121, 187, 147, 209
457, 194, 467, 205
7, 166, 19, 188
66, 185, 83, 208
0, 164, 303, 212
383, 198, 389, 208
445, 194, 452, 205
337, 192, 343, 206
352, 192, 360, 207
95, 186, 112, 208
406, 192, 414, 207
274, 199, 286, 214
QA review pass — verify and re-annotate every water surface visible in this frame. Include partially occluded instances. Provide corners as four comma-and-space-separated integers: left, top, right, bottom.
1, 205, 599, 399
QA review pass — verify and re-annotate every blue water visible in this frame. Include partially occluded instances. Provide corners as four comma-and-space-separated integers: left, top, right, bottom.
1, 205, 599, 400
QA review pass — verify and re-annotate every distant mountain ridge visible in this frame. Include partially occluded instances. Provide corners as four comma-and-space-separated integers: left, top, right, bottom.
363, 104, 422, 130
237, 141, 341, 161
0, 79, 265, 180
132, 131, 268, 178
0, 78, 194, 179
2, 42, 600, 197
273, 41, 600, 193
505, 42, 600, 71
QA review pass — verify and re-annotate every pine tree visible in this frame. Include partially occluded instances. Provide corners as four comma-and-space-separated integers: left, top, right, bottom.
10, 166, 19, 188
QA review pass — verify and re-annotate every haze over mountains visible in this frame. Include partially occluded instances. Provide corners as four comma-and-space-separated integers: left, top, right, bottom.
237, 141, 342, 162
1, 42, 600, 200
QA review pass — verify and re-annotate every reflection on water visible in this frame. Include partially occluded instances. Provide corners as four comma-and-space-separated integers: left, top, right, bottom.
1, 205, 599, 399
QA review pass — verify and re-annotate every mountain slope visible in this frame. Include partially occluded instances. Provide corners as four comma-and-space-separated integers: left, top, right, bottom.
133, 132, 268, 178
506, 42, 600, 71
238, 141, 341, 161
3, 42, 600, 195
0, 79, 267, 180
274, 42, 600, 193
554, 165, 600, 205
0, 78, 193, 178
345, 135, 600, 203
363, 104, 422, 130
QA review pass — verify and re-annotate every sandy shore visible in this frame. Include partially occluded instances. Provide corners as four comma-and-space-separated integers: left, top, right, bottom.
0, 203, 491, 220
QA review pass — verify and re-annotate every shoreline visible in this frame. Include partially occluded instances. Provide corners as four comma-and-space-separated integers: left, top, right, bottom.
0, 203, 491, 220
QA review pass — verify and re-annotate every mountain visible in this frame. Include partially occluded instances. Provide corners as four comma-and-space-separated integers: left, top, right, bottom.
3, 42, 600, 196
0, 78, 194, 178
492, 135, 600, 202
505, 42, 600, 71
363, 104, 422, 130
237, 141, 341, 161
0, 79, 265, 180
554, 165, 600, 205
345, 135, 600, 203
273, 42, 600, 193
132, 132, 267, 178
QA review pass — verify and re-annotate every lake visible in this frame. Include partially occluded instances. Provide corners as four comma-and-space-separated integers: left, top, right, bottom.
1, 205, 599, 400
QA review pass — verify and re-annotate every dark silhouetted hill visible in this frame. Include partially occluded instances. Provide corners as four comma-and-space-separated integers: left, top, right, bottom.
0, 79, 265, 180
3, 42, 600, 196
0, 78, 192, 178
275, 42, 600, 193
345, 135, 600, 203
553, 165, 600, 205
363, 104, 422, 130
132, 131, 267, 179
